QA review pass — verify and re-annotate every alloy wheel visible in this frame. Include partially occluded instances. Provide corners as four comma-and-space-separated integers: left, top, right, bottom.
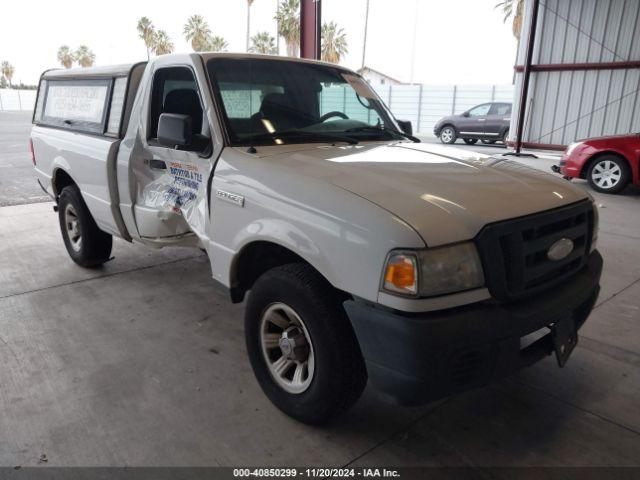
591, 160, 622, 189
260, 302, 315, 394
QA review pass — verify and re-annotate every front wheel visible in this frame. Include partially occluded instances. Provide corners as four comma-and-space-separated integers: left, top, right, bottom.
245, 263, 367, 424
587, 155, 630, 194
58, 185, 112, 267
439, 126, 457, 144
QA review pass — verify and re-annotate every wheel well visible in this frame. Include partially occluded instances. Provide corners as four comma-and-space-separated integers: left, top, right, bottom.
580, 151, 631, 179
53, 169, 76, 198
230, 241, 315, 303
440, 123, 456, 133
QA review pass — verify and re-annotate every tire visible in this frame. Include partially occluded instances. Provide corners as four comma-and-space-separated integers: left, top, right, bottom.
58, 185, 113, 267
501, 130, 509, 144
439, 126, 457, 144
481, 139, 496, 144
463, 138, 478, 145
245, 263, 367, 424
587, 155, 630, 194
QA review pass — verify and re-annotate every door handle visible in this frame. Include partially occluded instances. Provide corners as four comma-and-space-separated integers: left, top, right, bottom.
148, 159, 167, 170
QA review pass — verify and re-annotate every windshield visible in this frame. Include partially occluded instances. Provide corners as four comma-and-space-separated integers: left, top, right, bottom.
206, 58, 404, 146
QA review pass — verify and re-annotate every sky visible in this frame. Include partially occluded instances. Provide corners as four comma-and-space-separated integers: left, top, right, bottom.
0, 0, 518, 86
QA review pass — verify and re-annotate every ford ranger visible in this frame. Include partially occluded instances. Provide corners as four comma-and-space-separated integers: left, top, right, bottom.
31, 54, 602, 424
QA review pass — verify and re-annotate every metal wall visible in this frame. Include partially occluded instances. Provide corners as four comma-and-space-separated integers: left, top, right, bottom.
512, 0, 640, 147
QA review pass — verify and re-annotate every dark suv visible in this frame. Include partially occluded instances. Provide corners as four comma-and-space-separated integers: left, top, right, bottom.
434, 102, 512, 145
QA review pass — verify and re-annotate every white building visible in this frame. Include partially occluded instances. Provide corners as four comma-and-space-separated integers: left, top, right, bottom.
357, 66, 402, 86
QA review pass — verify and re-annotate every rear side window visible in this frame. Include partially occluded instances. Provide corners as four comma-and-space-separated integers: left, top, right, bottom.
490, 103, 512, 116
41, 79, 112, 134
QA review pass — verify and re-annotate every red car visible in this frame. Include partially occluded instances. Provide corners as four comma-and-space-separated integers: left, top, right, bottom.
553, 134, 640, 194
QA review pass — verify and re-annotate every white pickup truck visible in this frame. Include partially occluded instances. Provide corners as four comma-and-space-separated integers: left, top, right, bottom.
31, 54, 602, 424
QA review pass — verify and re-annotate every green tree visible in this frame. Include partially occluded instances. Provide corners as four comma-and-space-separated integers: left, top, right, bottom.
250, 31, 277, 55
321, 22, 348, 64
184, 14, 211, 52
137, 17, 156, 60
275, 0, 299, 57
495, 0, 524, 39
57, 45, 75, 69
153, 30, 174, 55
75, 46, 95, 67
205, 35, 229, 53
1, 61, 15, 87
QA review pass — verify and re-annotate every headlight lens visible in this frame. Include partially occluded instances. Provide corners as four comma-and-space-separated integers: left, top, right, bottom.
382, 243, 485, 297
383, 253, 418, 295
565, 142, 581, 156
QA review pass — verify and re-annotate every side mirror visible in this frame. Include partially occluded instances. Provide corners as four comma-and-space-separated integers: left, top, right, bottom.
397, 120, 413, 136
158, 113, 192, 148
462, 111, 470, 117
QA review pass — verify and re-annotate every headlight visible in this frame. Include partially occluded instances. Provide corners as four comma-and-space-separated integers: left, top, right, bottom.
382, 242, 485, 297
565, 142, 581, 156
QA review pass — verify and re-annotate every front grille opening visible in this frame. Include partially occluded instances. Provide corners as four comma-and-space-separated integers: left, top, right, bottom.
476, 200, 594, 301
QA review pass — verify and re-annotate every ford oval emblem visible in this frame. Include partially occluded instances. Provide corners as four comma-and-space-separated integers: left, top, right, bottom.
547, 238, 574, 261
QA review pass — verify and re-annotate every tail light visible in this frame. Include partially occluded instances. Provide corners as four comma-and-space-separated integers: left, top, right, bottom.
29, 138, 36, 166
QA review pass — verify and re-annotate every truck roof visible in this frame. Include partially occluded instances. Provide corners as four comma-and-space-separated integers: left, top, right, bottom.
42, 62, 147, 80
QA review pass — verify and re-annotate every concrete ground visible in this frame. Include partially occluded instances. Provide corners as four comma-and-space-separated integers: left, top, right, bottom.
1, 116, 639, 468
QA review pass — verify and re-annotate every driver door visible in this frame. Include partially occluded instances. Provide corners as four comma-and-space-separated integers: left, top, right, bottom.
458, 103, 491, 136
130, 61, 218, 243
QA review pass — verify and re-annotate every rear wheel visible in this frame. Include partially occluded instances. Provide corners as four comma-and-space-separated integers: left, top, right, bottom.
245, 263, 367, 424
439, 126, 457, 144
58, 185, 112, 267
501, 130, 509, 144
587, 155, 630, 194
481, 139, 496, 144
463, 138, 478, 145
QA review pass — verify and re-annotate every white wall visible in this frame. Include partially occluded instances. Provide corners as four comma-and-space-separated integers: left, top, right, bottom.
0, 89, 36, 111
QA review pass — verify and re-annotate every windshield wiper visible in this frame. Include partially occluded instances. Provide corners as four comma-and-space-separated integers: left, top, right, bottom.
247, 129, 359, 145
345, 125, 420, 143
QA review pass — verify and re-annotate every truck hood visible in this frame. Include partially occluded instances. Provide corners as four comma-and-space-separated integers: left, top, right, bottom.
242, 142, 589, 246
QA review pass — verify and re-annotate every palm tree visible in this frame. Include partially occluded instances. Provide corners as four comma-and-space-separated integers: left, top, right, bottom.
153, 30, 174, 55
184, 14, 211, 52
205, 35, 229, 53
1, 61, 15, 87
321, 22, 348, 64
496, 0, 524, 39
246, 0, 256, 52
57, 46, 75, 69
250, 32, 277, 55
137, 17, 156, 60
75, 46, 95, 67
275, 0, 300, 57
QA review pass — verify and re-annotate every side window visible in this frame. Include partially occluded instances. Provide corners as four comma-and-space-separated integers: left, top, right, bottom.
468, 104, 491, 117
106, 77, 127, 136
40, 79, 111, 134
490, 103, 511, 116
148, 67, 210, 153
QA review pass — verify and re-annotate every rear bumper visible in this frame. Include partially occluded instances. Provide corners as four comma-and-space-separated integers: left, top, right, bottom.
344, 250, 602, 405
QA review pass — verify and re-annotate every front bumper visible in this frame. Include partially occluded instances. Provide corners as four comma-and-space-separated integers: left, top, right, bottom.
344, 250, 602, 405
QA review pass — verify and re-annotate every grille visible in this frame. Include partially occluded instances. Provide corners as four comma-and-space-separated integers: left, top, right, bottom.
476, 200, 594, 301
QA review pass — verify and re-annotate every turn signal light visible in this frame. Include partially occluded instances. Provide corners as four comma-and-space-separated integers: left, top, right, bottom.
29, 138, 36, 166
383, 254, 417, 295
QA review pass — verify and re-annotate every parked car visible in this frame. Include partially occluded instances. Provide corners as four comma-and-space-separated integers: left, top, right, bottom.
552, 134, 640, 194
31, 54, 601, 425
434, 102, 512, 145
